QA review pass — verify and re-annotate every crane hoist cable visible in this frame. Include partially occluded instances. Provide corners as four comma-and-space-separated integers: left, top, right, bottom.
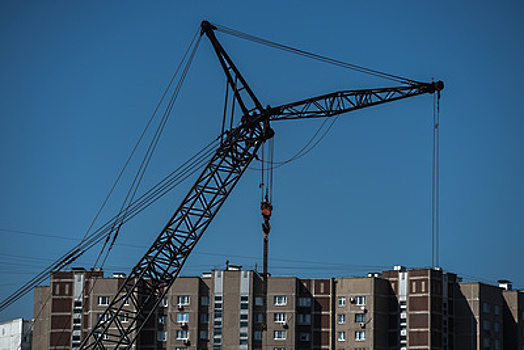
432, 88, 441, 267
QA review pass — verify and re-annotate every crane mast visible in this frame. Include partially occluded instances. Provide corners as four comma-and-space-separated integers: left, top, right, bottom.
80, 21, 443, 349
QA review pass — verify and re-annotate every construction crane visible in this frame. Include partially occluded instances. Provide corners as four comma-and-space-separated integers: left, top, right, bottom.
79, 20, 443, 349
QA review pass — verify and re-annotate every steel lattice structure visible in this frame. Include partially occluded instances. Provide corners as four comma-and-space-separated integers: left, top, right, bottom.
80, 21, 443, 349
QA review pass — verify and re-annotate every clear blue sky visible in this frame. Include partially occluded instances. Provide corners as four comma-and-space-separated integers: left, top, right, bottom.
1, 1, 523, 322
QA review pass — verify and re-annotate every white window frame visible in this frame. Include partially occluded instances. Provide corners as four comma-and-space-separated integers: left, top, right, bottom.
274, 296, 287, 306
274, 330, 287, 340
338, 297, 346, 307
98, 296, 109, 306
274, 313, 287, 323
177, 313, 189, 323
160, 297, 168, 307
355, 296, 367, 305
355, 313, 366, 323
355, 330, 366, 341
120, 313, 129, 323
337, 331, 346, 341
337, 313, 346, 324
176, 329, 189, 340
97, 313, 110, 322
177, 295, 190, 306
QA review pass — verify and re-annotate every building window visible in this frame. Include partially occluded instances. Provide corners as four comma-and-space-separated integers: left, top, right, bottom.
355, 330, 366, 341
483, 337, 490, 348
239, 331, 248, 339
123, 297, 130, 306
160, 297, 168, 307
98, 296, 109, 305
254, 331, 263, 340
274, 330, 287, 340
274, 296, 287, 306
176, 330, 189, 340
273, 348, 286, 350
337, 314, 346, 324
274, 313, 287, 323
178, 295, 190, 306
201, 296, 210, 306
298, 297, 311, 307
177, 313, 189, 323
240, 303, 249, 310
97, 313, 110, 322
495, 339, 500, 350
483, 320, 490, 331
157, 331, 167, 342
299, 332, 310, 341
255, 313, 263, 323
483, 303, 489, 313
337, 331, 346, 341
255, 297, 264, 306
120, 313, 129, 322
298, 314, 311, 325
355, 313, 366, 323
176, 348, 187, 350
494, 322, 500, 332
241, 296, 249, 302
159, 315, 166, 324
338, 297, 346, 307
494, 305, 500, 315
355, 296, 367, 305
200, 330, 209, 340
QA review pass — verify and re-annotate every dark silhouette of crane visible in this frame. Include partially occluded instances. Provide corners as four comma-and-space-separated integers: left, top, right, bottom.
79, 20, 443, 349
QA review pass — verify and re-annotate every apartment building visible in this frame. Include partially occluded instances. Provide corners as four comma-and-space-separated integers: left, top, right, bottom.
382, 266, 458, 350
0, 318, 33, 350
33, 265, 523, 350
